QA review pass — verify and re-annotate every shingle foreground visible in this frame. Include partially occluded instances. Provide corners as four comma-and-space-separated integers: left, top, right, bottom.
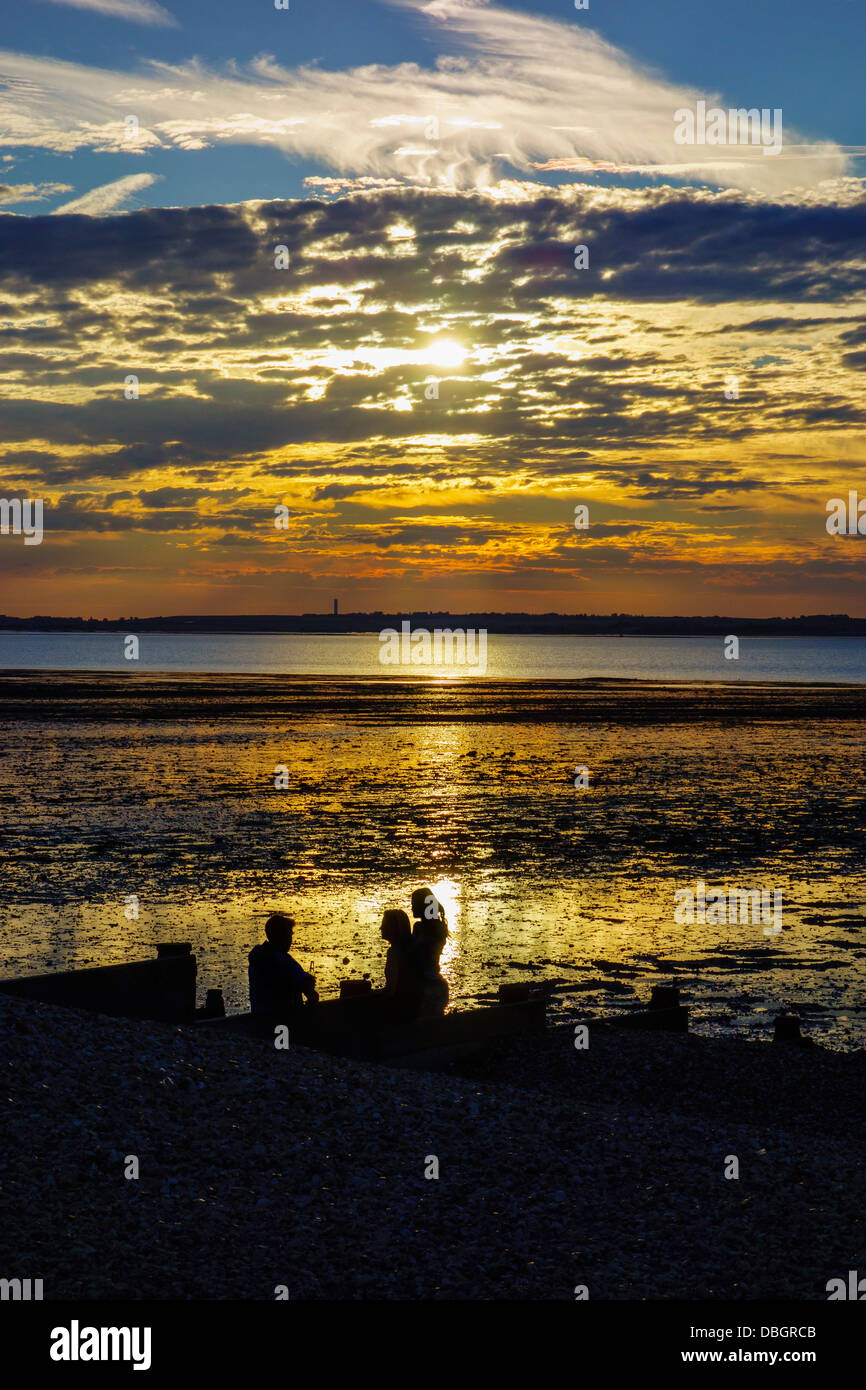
3, 994, 863, 1300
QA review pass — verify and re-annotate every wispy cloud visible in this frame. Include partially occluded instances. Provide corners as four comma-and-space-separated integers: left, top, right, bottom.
52, 172, 159, 214
36, 0, 177, 27
0, 0, 848, 193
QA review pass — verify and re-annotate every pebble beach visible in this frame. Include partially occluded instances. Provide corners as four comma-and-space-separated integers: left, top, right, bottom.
3, 990, 863, 1301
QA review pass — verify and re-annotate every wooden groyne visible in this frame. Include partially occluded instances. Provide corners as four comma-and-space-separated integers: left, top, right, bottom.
0, 948, 546, 1068
608, 985, 690, 1032
0, 942, 197, 1023
195, 992, 548, 1069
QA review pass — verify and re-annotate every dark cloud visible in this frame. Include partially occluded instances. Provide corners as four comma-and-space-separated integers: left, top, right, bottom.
1, 188, 863, 308
313, 481, 386, 500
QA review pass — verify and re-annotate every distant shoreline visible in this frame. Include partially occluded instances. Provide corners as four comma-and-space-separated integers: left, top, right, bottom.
3, 613, 866, 637
4, 628, 866, 640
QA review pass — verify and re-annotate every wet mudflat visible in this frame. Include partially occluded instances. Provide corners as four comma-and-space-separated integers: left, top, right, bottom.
1, 675, 864, 1047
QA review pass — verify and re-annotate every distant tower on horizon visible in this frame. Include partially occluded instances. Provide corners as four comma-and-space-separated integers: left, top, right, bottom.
333, 598, 338, 616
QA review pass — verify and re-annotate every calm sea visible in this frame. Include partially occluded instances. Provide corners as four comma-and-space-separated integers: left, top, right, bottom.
1, 630, 865, 681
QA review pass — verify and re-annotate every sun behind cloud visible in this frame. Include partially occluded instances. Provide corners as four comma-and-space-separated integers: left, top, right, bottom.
427, 339, 466, 367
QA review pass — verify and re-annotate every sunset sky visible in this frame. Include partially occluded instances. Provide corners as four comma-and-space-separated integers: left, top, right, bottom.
1, 0, 865, 617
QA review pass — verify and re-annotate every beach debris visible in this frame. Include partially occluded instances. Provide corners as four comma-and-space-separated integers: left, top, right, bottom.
340, 979, 373, 1000
198, 989, 225, 1019
498, 981, 550, 1004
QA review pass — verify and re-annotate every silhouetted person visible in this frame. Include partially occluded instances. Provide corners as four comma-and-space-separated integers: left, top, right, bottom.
373, 909, 423, 1023
248, 913, 318, 1030
410, 886, 449, 1017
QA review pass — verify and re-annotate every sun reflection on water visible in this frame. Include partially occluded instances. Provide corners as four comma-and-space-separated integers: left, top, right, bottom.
428, 876, 460, 973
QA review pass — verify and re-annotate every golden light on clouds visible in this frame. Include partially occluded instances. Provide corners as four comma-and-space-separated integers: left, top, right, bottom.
0, 183, 864, 618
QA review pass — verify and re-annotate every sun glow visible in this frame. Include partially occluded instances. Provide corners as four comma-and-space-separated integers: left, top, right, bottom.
427, 338, 466, 368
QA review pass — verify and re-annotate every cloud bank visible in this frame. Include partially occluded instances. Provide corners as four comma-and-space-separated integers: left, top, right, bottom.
0, 183, 864, 615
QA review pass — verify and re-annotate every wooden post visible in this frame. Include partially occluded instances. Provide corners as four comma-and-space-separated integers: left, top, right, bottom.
650, 985, 680, 1010
774, 1014, 805, 1043
204, 989, 225, 1018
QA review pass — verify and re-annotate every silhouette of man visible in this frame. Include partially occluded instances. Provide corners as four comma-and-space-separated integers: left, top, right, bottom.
248, 913, 318, 1023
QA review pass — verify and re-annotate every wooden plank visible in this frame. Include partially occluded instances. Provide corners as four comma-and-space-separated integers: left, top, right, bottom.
367, 999, 546, 1058
194, 998, 547, 1062
0, 954, 198, 1023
